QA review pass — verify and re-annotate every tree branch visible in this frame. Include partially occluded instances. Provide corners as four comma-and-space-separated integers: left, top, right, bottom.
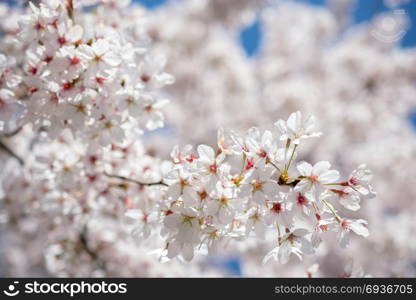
1, 126, 22, 137
0, 140, 24, 165
104, 172, 168, 187
79, 226, 107, 272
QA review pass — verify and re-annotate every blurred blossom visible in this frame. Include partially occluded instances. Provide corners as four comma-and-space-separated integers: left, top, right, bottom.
0, 0, 415, 278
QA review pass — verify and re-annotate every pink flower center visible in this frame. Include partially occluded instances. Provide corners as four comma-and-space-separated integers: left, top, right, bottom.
89, 155, 98, 164
58, 36, 67, 45
62, 82, 73, 91
252, 181, 263, 192
141, 74, 150, 83
258, 149, 267, 158
95, 76, 106, 85
349, 177, 359, 185
142, 213, 149, 223
70, 56, 81, 65
209, 163, 217, 173
29, 86, 38, 93
309, 174, 318, 182
297, 193, 308, 205
35, 22, 44, 31
271, 202, 283, 214
186, 153, 198, 163
87, 174, 97, 182
144, 105, 153, 112
198, 190, 208, 200
319, 224, 328, 231
43, 56, 53, 63
245, 157, 254, 170
29, 65, 38, 75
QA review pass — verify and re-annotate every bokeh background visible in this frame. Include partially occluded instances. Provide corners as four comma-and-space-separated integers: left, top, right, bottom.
1, 0, 416, 277
118, 0, 416, 276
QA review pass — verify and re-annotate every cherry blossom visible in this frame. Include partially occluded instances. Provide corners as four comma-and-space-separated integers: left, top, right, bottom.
337, 219, 370, 248
262, 229, 314, 264
2, 0, 406, 278
1, 0, 173, 146
275, 111, 322, 145
295, 161, 340, 193
0, 89, 25, 132
154, 113, 374, 263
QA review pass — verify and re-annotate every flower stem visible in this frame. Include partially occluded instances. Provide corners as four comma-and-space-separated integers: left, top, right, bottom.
321, 198, 342, 222
284, 143, 297, 173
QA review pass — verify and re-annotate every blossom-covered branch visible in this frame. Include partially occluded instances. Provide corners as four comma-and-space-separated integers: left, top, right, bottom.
0, 0, 392, 278
104, 172, 168, 187
125, 111, 375, 263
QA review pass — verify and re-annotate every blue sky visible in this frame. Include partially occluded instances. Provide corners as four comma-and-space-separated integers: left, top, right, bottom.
136, 0, 416, 56
6, 0, 414, 56
135, 0, 416, 129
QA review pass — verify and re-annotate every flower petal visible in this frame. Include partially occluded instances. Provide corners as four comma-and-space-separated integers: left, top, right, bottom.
297, 161, 312, 176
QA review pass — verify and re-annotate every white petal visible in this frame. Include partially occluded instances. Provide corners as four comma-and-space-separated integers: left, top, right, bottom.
197, 144, 215, 162
254, 221, 266, 240
68, 25, 83, 42
164, 214, 181, 228
287, 111, 301, 133
206, 201, 220, 215
219, 207, 233, 224
338, 230, 350, 248
294, 179, 311, 192
124, 209, 142, 221
312, 161, 331, 176
293, 228, 309, 237
297, 161, 312, 176
253, 190, 266, 204
262, 247, 279, 265
318, 170, 340, 184
349, 220, 369, 237
263, 181, 278, 196
311, 230, 322, 248
182, 187, 197, 206
339, 194, 360, 211
182, 243, 194, 261
132, 225, 145, 240
167, 240, 181, 259
298, 237, 314, 255
278, 242, 292, 264
92, 39, 109, 56
167, 183, 181, 200
274, 120, 287, 135
103, 52, 121, 66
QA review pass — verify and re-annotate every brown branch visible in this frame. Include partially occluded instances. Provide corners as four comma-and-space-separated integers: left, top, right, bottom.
1, 126, 22, 137
278, 176, 300, 187
104, 172, 168, 187
0, 140, 24, 165
79, 226, 107, 272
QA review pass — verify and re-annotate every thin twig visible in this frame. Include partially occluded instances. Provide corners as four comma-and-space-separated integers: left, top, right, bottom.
0, 140, 24, 165
104, 172, 168, 187
79, 226, 107, 271
1, 126, 22, 137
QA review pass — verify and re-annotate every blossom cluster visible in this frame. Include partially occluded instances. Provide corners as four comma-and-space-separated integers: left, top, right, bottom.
0, 127, 184, 276
134, 111, 375, 263
3, 0, 411, 277
140, 0, 415, 276
0, 0, 173, 146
